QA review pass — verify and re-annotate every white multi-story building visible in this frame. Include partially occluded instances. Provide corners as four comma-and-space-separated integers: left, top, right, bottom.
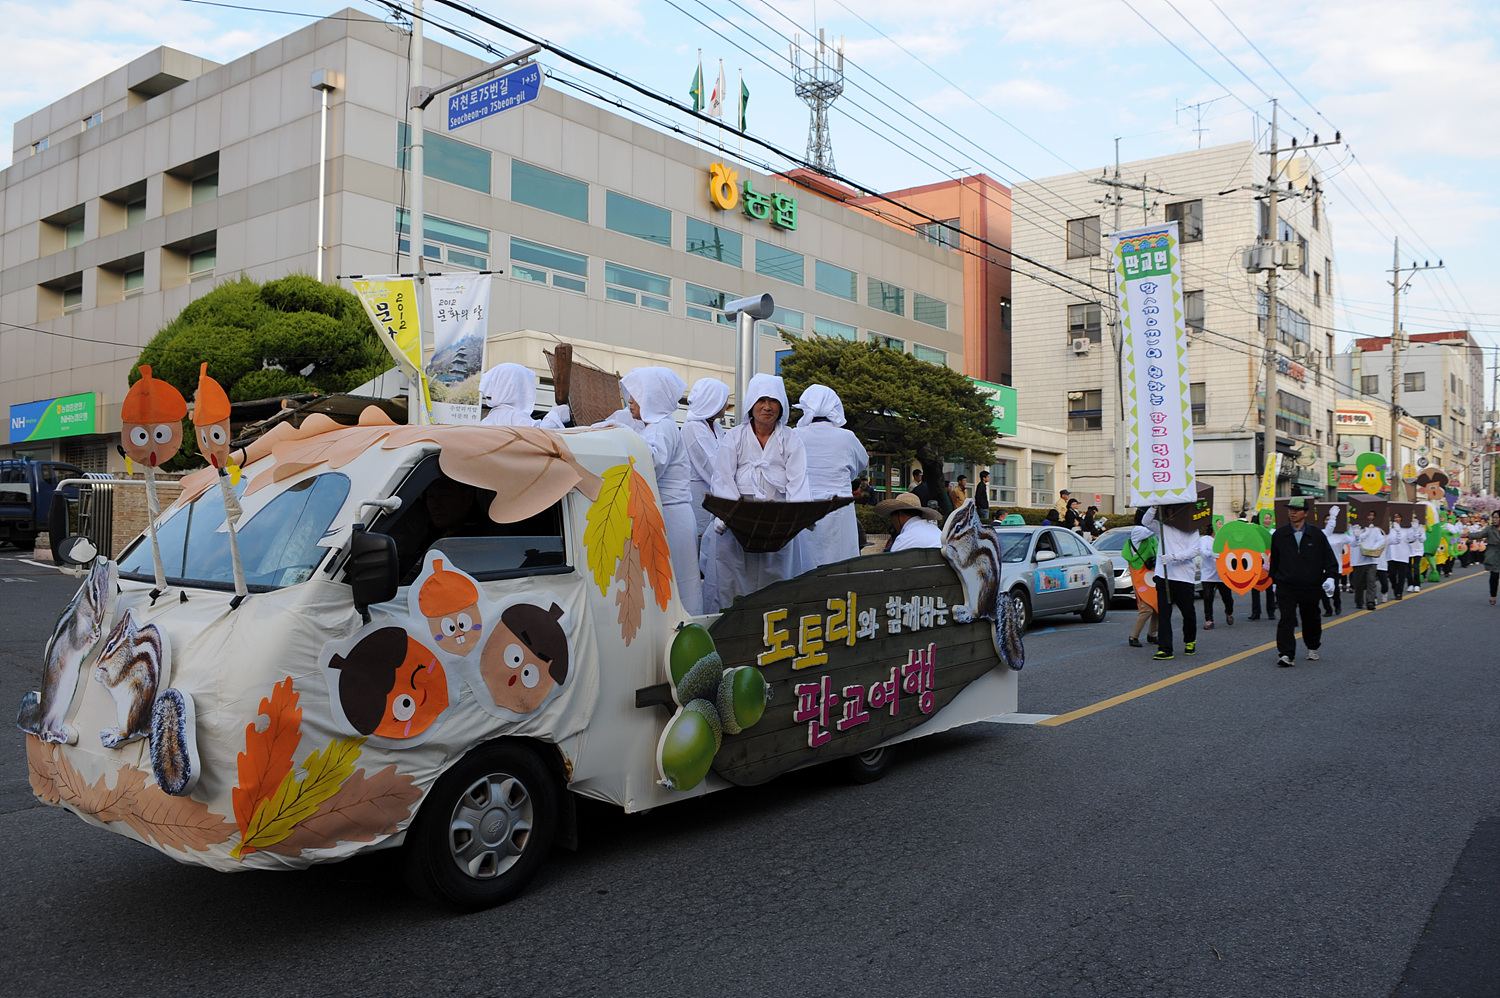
1, 10, 967, 472
1335, 330, 1486, 489
1010, 142, 1339, 514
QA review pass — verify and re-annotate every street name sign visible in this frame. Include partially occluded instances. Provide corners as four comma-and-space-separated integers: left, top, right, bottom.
448, 62, 543, 130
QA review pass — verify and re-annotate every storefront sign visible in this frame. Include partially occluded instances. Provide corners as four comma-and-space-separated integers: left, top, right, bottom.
1276, 356, 1307, 383
970, 379, 1018, 436
707, 163, 797, 230
1336, 409, 1374, 427
9, 392, 98, 442
1113, 222, 1196, 506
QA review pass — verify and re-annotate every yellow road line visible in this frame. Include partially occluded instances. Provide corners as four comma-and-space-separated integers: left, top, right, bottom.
1036, 570, 1481, 727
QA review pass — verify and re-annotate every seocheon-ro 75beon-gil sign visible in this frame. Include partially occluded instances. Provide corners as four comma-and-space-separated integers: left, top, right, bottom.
448, 62, 544, 130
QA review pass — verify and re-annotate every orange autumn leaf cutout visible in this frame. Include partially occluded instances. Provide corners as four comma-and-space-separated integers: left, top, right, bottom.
585, 458, 674, 644
233, 677, 302, 834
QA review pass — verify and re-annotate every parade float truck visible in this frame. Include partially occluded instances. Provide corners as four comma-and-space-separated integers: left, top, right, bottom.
19, 401, 1023, 911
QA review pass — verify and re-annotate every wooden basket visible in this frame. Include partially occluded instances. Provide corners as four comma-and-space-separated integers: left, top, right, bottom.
703, 495, 854, 553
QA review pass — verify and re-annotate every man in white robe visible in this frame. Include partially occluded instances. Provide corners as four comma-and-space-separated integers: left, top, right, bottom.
620, 367, 702, 615
591, 386, 646, 433
793, 384, 868, 567
704, 373, 810, 609
478, 363, 569, 427
875, 492, 941, 551
682, 377, 730, 543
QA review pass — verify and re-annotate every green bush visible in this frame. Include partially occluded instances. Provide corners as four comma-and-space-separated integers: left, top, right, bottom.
854, 503, 889, 539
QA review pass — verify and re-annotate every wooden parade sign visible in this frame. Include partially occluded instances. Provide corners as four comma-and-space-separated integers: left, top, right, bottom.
1316, 501, 1348, 535
1387, 501, 1417, 529
706, 548, 999, 786
1163, 482, 1214, 535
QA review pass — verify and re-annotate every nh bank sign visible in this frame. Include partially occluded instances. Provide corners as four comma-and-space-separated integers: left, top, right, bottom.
707, 163, 798, 230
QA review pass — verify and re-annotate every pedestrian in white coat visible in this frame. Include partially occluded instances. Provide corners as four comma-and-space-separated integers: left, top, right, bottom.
702, 373, 810, 610
619, 367, 703, 616
682, 377, 730, 544
792, 384, 868, 569
478, 363, 570, 427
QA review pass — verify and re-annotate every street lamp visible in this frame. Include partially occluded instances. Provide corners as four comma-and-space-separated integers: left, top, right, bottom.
310, 69, 344, 282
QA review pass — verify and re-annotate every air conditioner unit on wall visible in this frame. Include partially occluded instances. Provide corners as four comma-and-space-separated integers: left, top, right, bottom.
1072, 338, 1091, 355
1292, 340, 1309, 359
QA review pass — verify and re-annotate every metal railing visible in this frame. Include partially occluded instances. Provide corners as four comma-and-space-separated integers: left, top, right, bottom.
49, 475, 128, 560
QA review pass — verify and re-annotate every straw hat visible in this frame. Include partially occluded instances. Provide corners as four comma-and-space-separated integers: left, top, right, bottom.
874, 491, 942, 521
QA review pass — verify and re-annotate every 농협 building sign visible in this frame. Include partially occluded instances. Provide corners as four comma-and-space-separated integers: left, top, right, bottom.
970, 378, 1018, 436
708, 163, 797, 230
9, 392, 99, 442
1336, 409, 1375, 428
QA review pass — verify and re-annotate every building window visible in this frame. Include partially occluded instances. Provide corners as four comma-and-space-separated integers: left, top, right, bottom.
916, 218, 959, 250
123, 268, 145, 299
1274, 391, 1312, 437
1067, 302, 1102, 343
757, 306, 803, 337
1165, 200, 1203, 242
913, 293, 947, 329
511, 161, 586, 221
1325, 258, 1332, 296
1191, 382, 1206, 426
813, 317, 857, 340
755, 241, 804, 285
397, 209, 490, 269
1258, 290, 1310, 346
815, 260, 857, 301
126, 198, 146, 228
868, 278, 904, 316
1001, 296, 1012, 333
869, 332, 903, 351
686, 218, 741, 266
191, 172, 219, 205
1404, 371, 1425, 392
65, 217, 85, 249
397, 123, 492, 194
686, 284, 735, 324
604, 263, 669, 311
62, 283, 84, 314
1312, 196, 1320, 231
31, 137, 48, 155
189, 244, 217, 282
991, 459, 1018, 505
1068, 389, 1102, 431
912, 343, 947, 366
1298, 235, 1309, 275
1184, 290, 1204, 330
1362, 374, 1379, 395
1066, 216, 1101, 258
1314, 272, 1322, 308
605, 191, 671, 246
1030, 461, 1054, 507
510, 237, 586, 293
82, 111, 102, 131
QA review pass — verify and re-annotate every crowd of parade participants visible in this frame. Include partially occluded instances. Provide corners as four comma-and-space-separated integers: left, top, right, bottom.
475, 362, 1500, 643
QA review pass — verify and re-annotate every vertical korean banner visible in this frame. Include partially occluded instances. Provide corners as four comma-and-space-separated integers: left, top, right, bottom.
348, 277, 431, 416
1113, 222, 1197, 506
425, 274, 490, 424
1254, 453, 1281, 513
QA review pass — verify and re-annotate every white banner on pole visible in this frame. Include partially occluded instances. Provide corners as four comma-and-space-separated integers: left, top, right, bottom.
1112, 221, 1197, 506
425, 273, 490, 388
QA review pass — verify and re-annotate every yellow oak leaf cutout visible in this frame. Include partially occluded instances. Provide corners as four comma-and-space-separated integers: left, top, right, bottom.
585, 461, 634, 595
234, 736, 366, 859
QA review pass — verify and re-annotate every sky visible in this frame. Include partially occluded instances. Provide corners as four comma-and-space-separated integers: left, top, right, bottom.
2, 0, 1497, 390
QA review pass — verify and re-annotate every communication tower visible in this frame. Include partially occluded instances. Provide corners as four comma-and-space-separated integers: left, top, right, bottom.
791, 30, 844, 173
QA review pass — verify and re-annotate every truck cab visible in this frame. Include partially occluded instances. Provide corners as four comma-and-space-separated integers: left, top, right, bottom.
0, 458, 83, 549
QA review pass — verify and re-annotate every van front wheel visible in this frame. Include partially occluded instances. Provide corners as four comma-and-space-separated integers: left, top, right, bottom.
403, 742, 558, 911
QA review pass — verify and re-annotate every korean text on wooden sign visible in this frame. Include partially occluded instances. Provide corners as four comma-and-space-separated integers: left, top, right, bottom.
757, 593, 948, 748
1113, 221, 1197, 506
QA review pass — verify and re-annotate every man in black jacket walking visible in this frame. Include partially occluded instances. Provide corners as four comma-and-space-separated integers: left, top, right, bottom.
1268, 496, 1340, 667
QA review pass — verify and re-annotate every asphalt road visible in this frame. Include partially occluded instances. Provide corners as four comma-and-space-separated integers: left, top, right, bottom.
1, 554, 1495, 997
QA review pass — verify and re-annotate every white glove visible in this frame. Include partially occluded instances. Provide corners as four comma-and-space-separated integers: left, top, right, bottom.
713, 518, 729, 535
1322, 578, 1335, 597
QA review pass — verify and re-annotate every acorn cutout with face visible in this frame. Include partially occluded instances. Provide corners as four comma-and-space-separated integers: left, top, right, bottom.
419, 559, 484, 656
192, 363, 239, 482
120, 365, 187, 471
479, 602, 570, 715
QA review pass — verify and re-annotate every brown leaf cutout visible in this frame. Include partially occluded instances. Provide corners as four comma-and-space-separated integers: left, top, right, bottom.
28, 739, 235, 853
614, 537, 645, 645
626, 466, 672, 610
121, 778, 236, 853
263, 764, 422, 856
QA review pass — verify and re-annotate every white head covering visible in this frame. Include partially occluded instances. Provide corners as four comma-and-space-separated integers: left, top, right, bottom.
479, 362, 537, 413
743, 373, 791, 427
687, 377, 731, 421
620, 367, 687, 425
794, 384, 847, 427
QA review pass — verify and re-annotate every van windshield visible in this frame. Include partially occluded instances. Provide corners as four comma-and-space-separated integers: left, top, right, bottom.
118, 473, 351, 590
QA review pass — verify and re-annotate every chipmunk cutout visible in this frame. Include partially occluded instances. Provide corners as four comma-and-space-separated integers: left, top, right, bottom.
94, 608, 170, 749
149, 688, 201, 797
939, 500, 1024, 671
16, 557, 117, 744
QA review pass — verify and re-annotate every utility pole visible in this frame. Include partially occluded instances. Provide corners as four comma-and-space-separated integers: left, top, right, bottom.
1091, 140, 1174, 512
1387, 239, 1443, 489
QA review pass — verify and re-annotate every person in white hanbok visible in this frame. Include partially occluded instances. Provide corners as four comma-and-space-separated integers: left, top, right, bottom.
618, 367, 703, 616
682, 377, 730, 544
792, 384, 868, 568
591, 386, 646, 433
702, 373, 810, 610
478, 363, 570, 427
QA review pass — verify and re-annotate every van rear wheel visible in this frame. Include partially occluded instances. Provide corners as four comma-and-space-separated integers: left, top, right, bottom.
403, 742, 558, 911
844, 745, 896, 784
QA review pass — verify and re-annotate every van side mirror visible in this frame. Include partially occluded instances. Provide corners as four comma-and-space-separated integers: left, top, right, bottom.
346, 524, 398, 620
55, 535, 99, 566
